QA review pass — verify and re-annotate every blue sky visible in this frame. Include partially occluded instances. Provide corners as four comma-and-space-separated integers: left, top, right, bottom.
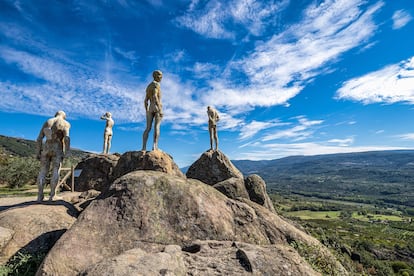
1, 0, 414, 167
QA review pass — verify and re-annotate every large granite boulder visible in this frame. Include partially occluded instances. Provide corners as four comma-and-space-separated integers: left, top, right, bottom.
74, 154, 120, 192
37, 170, 347, 275
112, 150, 185, 179
186, 150, 243, 185
245, 174, 276, 213
0, 202, 78, 265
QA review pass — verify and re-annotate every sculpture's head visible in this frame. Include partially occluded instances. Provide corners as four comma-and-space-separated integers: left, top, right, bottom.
101, 112, 112, 120
153, 70, 163, 82
55, 110, 66, 119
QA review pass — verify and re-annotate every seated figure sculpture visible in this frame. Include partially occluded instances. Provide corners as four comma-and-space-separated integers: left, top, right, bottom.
207, 106, 220, 151
100, 112, 114, 154
142, 70, 163, 151
36, 111, 71, 201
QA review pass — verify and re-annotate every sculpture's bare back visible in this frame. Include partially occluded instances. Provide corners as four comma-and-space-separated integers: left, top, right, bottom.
36, 111, 71, 201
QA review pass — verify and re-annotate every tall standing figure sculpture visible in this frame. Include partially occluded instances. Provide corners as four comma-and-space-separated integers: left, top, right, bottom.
36, 111, 71, 201
100, 112, 114, 154
142, 70, 163, 151
207, 106, 220, 151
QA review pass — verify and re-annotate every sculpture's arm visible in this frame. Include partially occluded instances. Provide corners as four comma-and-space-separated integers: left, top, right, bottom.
154, 85, 163, 115
35, 123, 47, 160
144, 93, 150, 112
62, 122, 71, 156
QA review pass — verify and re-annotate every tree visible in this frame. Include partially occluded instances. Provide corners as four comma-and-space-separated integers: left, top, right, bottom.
0, 156, 40, 188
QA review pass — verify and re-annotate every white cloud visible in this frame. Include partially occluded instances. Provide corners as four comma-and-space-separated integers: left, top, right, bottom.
327, 137, 354, 146
175, 0, 288, 39
392, 10, 412, 30
262, 116, 323, 142
336, 56, 414, 104
0, 46, 141, 121
234, 142, 406, 160
396, 133, 414, 141
201, 0, 383, 109
239, 120, 287, 140
175, 1, 234, 39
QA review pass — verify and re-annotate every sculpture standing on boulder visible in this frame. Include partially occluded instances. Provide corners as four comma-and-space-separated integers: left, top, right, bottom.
207, 106, 220, 151
36, 111, 71, 201
100, 112, 114, 154
142, 70, 163, 151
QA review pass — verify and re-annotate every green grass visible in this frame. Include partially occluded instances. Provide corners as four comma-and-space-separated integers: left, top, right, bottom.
0, 185, 38, 197
352, 213, 404, 222
286, 210, 406, 222
286, 210, 340, 220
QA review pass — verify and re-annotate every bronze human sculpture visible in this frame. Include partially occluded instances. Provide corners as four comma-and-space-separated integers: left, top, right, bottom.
142, 70, 163, 151
207, 106, 220, 151
36, 111, 71, 201
100, 112, 114, 154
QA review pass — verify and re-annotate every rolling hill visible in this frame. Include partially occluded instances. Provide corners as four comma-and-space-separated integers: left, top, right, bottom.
233, 151, 414, 207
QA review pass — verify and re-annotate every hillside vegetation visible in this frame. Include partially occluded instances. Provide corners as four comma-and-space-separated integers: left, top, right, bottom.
234, 152, 414, 275
234, 151, 414, 208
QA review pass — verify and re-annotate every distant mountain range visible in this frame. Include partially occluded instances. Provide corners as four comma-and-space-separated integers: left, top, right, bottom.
233, 151, 414, 207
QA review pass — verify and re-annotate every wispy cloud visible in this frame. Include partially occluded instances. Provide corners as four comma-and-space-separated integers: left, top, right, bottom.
262, 116, 323, 142
239, 120, 287, 140
234, 142, 406, 160
200, 0, 384, 109
392, 10, 412, 30
175, 0, 288, 39
336, 56, 414, 104
327, 137, 354, 146
396, 133, 414, 140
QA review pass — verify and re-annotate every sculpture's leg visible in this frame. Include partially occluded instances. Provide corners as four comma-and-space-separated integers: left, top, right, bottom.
142, 112, 154, 151
107, 135, 112, 154
37, 155, 51, 202
209, 127, 213, 151
49, 155, 61, 201
153, 113, 162, 151
103, 134, 107, 154
214, 128, 219, 151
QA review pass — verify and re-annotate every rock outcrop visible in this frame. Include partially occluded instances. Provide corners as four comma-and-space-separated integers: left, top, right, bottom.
74, 154, 120, 192
186, 150, 276, 213
212, 177, 249, 200
37, 170, 347, 275
245, 174, 276, 213
186, 150, 243, 185
112, 150, 185, 179
0, 202, 78, 264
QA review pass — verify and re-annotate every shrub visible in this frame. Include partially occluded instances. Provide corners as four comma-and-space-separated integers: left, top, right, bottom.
0, 157, 40, 188
392, 261, 409, 273
1, 251, 46, 276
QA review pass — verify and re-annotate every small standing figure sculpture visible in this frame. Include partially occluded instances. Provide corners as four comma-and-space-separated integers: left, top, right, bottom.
100, 112, 114, 154
36, 111, 71, 201
142, 70, 163, 151
207, 106, 220, 151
